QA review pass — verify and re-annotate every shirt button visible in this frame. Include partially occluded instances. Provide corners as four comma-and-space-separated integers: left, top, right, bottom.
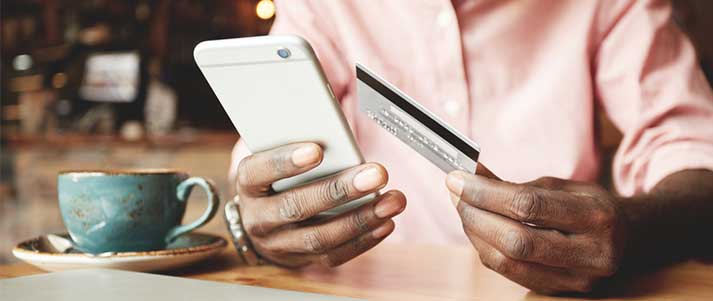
436, 10, 453, 28
444, 100, 461, 118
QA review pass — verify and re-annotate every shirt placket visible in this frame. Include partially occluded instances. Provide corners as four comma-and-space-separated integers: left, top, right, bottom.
432, 1, 472, 136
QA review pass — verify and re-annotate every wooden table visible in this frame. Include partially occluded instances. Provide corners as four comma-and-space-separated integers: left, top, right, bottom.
2, 243, 712, 300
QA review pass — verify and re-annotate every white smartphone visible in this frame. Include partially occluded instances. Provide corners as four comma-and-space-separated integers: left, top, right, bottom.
194, 35, 373, 216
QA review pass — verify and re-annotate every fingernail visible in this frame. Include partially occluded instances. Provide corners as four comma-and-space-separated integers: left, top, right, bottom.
291, 144, 320, 167
353, 167, 385, 192
372, 221, 394, 239
374, 195, 403, 218
446, 173, 464, 196
449, 192, 460, 207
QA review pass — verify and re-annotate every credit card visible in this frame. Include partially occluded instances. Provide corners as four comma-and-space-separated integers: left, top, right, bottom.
356, 63, 480, 174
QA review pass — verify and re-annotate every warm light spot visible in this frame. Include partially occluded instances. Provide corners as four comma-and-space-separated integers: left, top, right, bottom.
256, 0, 275, 20
52, 73, 68, 88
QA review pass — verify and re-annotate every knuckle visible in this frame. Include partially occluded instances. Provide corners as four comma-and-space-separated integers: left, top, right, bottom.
535, 176, 562, 189
350, 235, 366, 253
255, 238, 283, 255
267, 152, 289, 175
599, 261, 619, 277
532, 287, 558, 295
462, 221, 475, 238
319, 253, 341, 267
238, 205, 263, 237
595, 249, 620, 276
237, 156, 257, 186
279, 190, 310, 222
319, 178, 350, 204
590, 204, 617, 227
348, 209, 372, 233
510, 187, 541, 222
303, 230, 329, 253
242, 217, 267, 238
476, 249, 493, 269
488, 251, 516, 275
458, 205, 477, 229
500, 229, 533, 260
571, 277, 595, 293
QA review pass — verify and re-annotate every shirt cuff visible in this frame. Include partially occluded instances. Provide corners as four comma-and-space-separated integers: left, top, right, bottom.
642, 142, 713, 193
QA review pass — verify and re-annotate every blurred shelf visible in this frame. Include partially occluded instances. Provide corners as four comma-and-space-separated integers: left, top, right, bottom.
4, 131, 239, 149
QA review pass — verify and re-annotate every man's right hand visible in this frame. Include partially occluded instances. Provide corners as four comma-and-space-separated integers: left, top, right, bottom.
235, 142, 406, 268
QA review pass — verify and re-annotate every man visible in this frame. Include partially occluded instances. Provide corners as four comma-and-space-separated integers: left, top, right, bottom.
228, 0, 713, 294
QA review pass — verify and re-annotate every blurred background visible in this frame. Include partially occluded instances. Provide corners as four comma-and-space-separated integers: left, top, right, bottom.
0, 0, 711, 263
0, 0, 276, 263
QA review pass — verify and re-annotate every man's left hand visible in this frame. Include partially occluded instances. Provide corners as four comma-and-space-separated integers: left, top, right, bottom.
446, 171, 628, 294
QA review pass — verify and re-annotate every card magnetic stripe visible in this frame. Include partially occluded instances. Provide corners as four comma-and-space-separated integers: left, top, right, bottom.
356, 65, 480, 163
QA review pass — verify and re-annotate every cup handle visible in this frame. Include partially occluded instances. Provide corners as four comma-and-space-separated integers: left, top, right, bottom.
164, 177, 220, 243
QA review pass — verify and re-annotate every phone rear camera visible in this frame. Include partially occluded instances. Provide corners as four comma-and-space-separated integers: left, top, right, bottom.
277, 48, 291, 59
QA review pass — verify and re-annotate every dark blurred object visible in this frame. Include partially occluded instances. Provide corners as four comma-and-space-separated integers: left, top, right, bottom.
1, 0, 155, 135
55, 0, 153, 133
149, 0, 272, 129
1, 0, 274, 138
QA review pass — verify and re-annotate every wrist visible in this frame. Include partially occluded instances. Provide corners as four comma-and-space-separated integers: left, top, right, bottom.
613, 175, 704, 268
618, 193, 666, 266
615, 196, 640, 264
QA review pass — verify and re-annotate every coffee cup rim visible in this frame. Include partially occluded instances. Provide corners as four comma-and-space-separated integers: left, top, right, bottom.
59, 169, 187, 176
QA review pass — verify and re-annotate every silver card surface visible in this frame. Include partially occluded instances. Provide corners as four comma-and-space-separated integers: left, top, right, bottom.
356, 63, 480, 174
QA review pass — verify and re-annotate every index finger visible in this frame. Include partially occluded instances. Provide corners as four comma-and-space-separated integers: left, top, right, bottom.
446, 171, 591, 233
245, 163, 388, 233
236, 142, 323, 196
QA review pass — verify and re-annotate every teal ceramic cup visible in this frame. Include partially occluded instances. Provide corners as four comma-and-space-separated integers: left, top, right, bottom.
58, 169, 219, 254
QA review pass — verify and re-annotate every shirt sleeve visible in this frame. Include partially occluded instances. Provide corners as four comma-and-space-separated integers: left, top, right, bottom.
594, 0, 713, 196
228, 0, 354, 187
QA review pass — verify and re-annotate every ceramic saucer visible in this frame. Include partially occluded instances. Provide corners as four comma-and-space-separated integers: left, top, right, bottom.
13, 232, 227, 272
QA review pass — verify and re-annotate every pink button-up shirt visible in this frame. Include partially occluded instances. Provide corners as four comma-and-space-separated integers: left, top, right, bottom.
230, 0, 713, 245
